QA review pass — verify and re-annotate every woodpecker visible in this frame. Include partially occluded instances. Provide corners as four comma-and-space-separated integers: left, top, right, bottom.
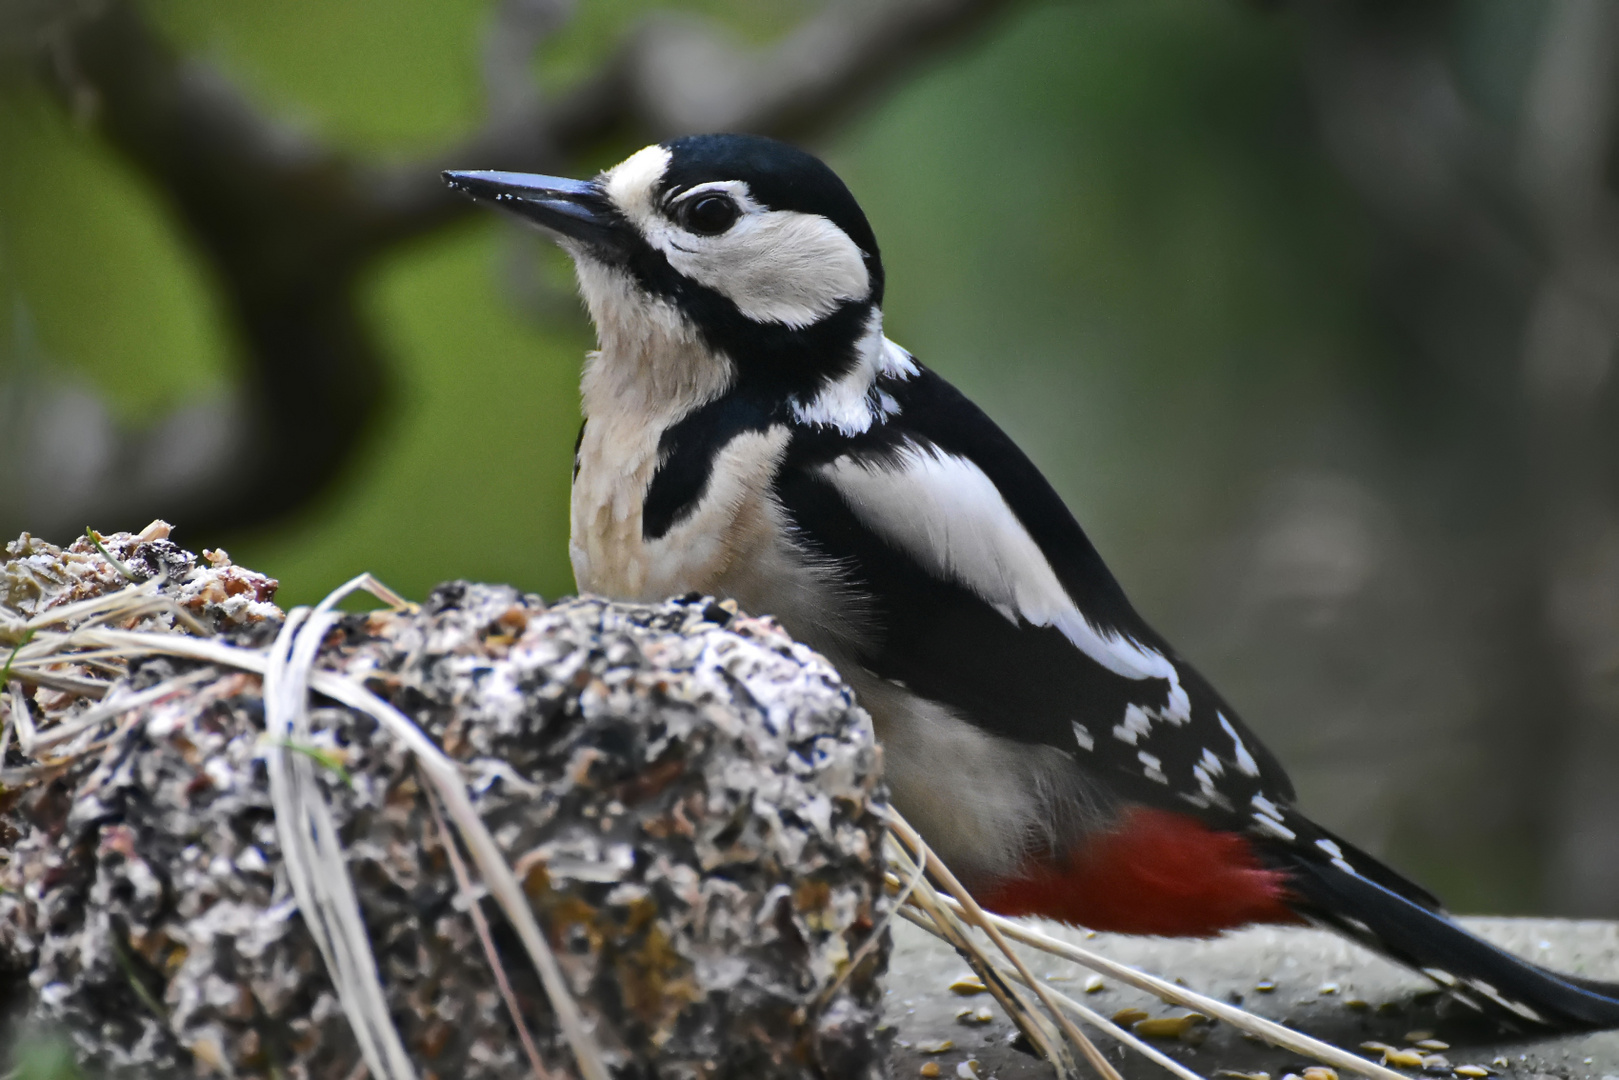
445, 134, 1619, 1031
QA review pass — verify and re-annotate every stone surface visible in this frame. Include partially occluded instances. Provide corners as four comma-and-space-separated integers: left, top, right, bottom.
886, 916, 1619, 1079
0, 532, 890, 1080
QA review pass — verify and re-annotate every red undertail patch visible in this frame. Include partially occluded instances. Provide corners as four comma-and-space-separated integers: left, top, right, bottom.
976, 805, 1302, 937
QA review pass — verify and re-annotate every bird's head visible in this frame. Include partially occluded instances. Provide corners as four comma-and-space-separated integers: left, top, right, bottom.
445, 134, 885, 400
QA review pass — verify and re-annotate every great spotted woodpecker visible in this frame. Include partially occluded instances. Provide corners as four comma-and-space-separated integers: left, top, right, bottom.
446, 134, 1619, 1031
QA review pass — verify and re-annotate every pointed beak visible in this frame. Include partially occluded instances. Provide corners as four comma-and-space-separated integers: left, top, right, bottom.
443, 169, 628, 258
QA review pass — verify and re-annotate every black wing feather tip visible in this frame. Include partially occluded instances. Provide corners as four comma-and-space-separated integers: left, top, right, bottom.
1276, 838, 1619, 1032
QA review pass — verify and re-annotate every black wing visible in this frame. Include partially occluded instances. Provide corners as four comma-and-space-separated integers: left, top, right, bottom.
776, 361, 1296, 831
776, 358, 1619, 1033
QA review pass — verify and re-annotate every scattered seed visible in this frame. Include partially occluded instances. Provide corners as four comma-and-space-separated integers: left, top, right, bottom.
1255, 979, 1278, 993
1453, 1068, 1490, 1078
949, 976, 986, 996
1490, 1058, 1509, 1069
188, 1039, 228, 1072
1112, 1007, 1151, 1026
1318, 982, 1340, 995
1213, 1071, 1271, 1080
1134, 1014, 1206, 1039
917, 1039, 954, 1054
1415, 1040, 1449, 1051
954, 1007, 994, 1025
956, 1062, 981, 1079
1084, 974, 1105, 993
1421, 1055, 1450, 1069
1360, 1042, 1392, 1054
1404, 1030, 1435, 1042
1345, 998, 1370, 1011
919, 1064, 941, 1078
1302, 1069, 1337, 1080
1383, 1049, 1426, 1068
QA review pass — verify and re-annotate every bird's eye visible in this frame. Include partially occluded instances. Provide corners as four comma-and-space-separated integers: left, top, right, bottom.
679, 194, 740, 236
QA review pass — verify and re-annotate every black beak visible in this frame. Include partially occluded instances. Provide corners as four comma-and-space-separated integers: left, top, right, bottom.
443, 169, 626, 257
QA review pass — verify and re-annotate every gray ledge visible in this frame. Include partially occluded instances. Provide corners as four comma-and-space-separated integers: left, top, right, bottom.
887, 917, 1619, 1079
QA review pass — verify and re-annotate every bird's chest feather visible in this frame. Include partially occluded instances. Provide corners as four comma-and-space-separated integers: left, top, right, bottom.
570, 408, 792, 603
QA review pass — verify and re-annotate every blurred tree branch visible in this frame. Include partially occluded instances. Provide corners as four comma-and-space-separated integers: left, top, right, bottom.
1297, 0, 1619, 914
9, 0, 1019, 541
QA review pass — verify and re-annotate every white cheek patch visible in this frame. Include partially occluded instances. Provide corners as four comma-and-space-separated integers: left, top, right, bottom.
655, 207, 870, 327
598, 149, 872, 328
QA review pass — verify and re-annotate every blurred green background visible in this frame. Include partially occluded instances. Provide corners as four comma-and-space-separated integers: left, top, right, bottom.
4, 0, 1618, 965
1, 0, 1358, 611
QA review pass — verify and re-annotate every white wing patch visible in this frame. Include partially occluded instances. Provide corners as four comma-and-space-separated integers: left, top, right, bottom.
1249, 792, 1296, 840
1137, 751, 1169, 784
1219, 713, 1262, 777
1251, 815, 1297, 842
1314, 837, 1357, 874
822, 441, 1187, 695
1112, 704, 1154, 746
1190, 748, 1233, 810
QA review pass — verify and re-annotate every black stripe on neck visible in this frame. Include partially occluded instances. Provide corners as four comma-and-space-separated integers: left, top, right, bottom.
642, 390, 781, 541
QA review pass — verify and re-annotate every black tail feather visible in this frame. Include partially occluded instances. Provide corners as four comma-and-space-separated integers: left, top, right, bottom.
1277, 843, 1619, 1032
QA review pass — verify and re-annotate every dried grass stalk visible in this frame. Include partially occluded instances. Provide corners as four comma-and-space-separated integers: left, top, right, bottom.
883, 852, 1409, 1080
